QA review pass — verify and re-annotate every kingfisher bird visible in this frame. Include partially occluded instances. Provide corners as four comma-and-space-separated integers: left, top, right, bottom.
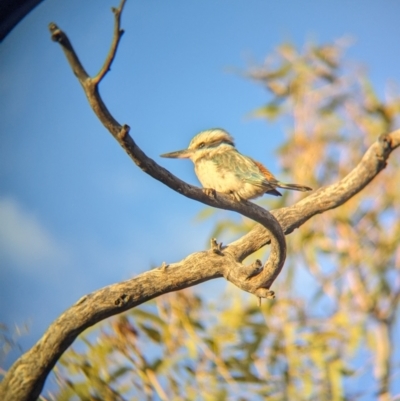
160, 128, 312, 201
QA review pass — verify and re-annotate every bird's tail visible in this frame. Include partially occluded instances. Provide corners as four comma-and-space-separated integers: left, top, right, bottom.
276, 182, 312, 192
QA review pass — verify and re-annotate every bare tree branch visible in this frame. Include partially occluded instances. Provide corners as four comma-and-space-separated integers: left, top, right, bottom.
1, 131, 398, 401
47, 2, 287, 300
1, 1, 400, 400
92, 0, 126, 85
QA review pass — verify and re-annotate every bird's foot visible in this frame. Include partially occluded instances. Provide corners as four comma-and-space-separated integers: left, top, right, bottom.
229, 191, 245, 202
203, 188, 216, 198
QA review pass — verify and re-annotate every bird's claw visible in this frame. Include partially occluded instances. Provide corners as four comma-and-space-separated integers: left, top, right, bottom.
203, 188, 216, 198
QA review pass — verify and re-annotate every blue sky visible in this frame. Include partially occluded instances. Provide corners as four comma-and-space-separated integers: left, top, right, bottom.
1, 0, 400, 383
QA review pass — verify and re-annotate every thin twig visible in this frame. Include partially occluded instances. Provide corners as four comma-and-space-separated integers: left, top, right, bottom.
48, 23, 89, 82
92, 0, 127, 85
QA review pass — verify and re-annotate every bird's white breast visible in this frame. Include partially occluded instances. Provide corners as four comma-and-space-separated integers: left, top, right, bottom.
194, 158, 265, 200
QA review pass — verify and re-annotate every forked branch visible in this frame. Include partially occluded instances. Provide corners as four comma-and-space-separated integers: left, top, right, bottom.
47, 1, 287, 300
1, 1, 400, 400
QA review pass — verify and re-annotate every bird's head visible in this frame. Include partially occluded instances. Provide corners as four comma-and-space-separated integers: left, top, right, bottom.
160, 129, 235, 162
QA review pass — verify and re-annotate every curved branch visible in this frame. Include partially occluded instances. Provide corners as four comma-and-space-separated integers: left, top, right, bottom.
1, 130, 398, 401
0, 4, 287, 400
47, 11, 287, 298
1, 1, 399, 399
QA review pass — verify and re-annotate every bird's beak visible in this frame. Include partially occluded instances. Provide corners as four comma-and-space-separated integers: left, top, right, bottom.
160, 148, 192, 159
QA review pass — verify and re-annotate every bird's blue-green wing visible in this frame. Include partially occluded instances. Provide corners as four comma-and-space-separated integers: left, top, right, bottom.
211, 150, 275, 188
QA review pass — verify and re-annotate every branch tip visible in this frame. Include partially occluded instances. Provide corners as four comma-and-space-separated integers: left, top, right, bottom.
48, 22, 89, 81
48, 22, 63, 42
379, 132, 389, 143
255, 288, 275, 299
244, 260, 263, 280
160, 262, 169, 271
118, 124, 130, 140
93, 0, 127, 84
76, 295, 88, 305
211, 238, 224, 255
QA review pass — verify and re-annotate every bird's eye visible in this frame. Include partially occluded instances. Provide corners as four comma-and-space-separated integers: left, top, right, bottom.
198, 142, 205, 149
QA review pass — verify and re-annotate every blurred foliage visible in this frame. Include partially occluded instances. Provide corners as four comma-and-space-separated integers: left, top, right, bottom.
52, 41, 400, 400
0, 323, 30, 366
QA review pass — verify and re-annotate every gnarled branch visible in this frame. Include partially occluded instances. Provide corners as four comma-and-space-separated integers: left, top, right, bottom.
1, 0, 399, 400
47, 4, 287, 300
2, 131, 398, 401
